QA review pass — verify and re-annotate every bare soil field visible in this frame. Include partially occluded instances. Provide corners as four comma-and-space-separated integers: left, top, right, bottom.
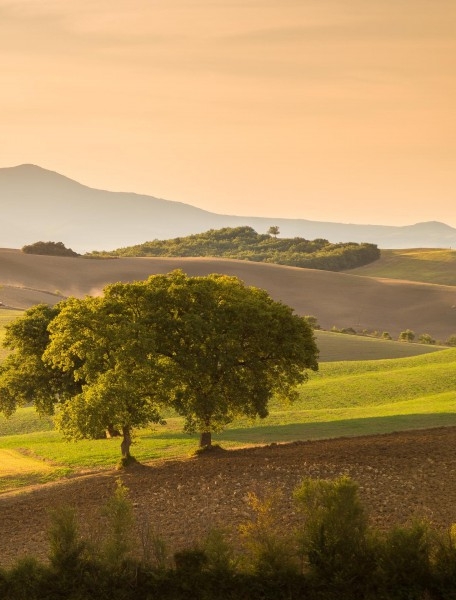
1, 427, 456, 567
1, 249, 456, 339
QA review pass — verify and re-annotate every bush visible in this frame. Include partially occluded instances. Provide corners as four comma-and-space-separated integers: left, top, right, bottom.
377, 521, 434, 599
293, 476, 376, 592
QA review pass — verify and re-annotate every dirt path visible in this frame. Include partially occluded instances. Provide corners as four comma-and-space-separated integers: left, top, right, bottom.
1, 427, 456, 567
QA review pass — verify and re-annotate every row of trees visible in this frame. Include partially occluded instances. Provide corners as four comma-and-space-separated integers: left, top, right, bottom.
0, 271, 318, 459
89, 226, 381, 272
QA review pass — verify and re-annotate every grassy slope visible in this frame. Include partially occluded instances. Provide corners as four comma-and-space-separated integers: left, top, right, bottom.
345, 248, 456, 286
1, 348, 455, 492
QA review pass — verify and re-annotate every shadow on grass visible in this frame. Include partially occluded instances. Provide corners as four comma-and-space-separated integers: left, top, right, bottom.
141, 413, 456, 447
214, 413, 456, 445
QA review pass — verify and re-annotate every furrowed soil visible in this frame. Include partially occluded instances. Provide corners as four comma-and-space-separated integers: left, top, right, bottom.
1, 427, 456, 567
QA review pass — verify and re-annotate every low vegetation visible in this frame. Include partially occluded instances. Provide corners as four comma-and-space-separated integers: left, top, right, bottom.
1, 476, 456, 599
88, 225, 381, 271
344, 247, 456, 285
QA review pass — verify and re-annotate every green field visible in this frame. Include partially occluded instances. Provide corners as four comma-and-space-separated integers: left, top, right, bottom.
344, 248, 456, 286
1, 348, 455, 493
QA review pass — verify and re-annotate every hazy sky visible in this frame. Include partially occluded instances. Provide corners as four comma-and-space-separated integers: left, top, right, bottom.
1, 0, 455, 226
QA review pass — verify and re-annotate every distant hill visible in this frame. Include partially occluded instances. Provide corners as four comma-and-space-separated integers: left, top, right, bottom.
1, 164, 456, 252
99, 225, 380, 271
1, 249, 455, 341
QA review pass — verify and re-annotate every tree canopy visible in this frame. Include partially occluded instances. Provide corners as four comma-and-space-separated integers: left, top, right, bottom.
0, 271, 319, 456
22, 241, 80, 257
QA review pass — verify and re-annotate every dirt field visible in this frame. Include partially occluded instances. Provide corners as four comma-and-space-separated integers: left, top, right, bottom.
1, 427, 456, 567
1, 249, 456, 339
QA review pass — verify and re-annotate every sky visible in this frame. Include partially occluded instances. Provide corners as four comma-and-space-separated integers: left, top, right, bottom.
1, 0, 455, 227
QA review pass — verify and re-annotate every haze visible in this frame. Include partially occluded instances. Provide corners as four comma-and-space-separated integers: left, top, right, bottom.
1, 1, 455, 227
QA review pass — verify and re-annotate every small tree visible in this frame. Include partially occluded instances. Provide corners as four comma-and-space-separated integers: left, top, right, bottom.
381, 332, 392, 340
399, 329, 415, 342
419, 333, 435, 345
446, 335, 456, 347
304, 315, 321, 330
267, 226, 280, 237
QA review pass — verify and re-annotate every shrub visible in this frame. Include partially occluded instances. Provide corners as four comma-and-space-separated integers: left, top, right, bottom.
293, 476, 376, 590
446, 335, 456, 347
377, 521, 434, 599
239, 490, 298, 576
48, 505, 86, 573
100, 479, 135, 570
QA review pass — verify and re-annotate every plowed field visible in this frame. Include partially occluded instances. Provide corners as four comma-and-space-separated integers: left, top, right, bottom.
1, 427, 456, 567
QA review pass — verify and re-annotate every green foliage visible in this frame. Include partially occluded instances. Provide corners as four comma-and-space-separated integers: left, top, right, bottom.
90, 225, 380, 271
239, 490, 298, 576
21, 241, 80, 257
419, 333, 436, 345
446, 334, 456, 347
399, 328, 415, 342
293, 476, 374, 586
42, 270, 318, 450
378, 522, 434, 598
0, 303, 80, 418
48, 506, 86, 572
100, 479, 135, 570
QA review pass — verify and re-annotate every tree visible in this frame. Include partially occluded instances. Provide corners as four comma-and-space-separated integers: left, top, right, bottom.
446, 335, 456, 347
304, 315, 321, 330
0, 303, 80, 418
267, 226, 280, 237
136, 271, 319, 448
399, 329, 415, 342
0, 271, 319, 455
418, 333, 435, 345
43, 293, 173, 460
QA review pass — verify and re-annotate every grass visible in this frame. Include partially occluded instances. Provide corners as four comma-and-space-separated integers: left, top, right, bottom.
344, 248, 456, 286
1, 348, 455, 493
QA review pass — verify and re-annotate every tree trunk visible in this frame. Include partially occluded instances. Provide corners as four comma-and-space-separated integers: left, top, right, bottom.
120, 425, 132, 458
199, 431, 212, 448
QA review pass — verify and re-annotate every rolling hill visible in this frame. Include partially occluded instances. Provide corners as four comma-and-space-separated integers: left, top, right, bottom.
344, 248, 456, 286
2, 164, 456, 251
1, 249, 455, 341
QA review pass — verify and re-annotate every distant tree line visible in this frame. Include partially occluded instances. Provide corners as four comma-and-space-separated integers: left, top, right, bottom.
89, 226, 381, 272
22, 241, 80, 257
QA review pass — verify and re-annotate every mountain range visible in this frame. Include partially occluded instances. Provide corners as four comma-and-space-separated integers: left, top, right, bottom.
1, 164, 455, 253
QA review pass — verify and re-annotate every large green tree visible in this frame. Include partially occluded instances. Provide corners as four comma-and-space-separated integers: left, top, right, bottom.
0, 271, 319, 456
140, 271, 319, 448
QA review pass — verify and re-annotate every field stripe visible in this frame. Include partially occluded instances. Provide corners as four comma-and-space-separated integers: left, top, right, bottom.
0, 449, 53, 476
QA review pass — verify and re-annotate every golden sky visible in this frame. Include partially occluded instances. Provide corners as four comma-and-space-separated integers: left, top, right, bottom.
1, 0, 455, 226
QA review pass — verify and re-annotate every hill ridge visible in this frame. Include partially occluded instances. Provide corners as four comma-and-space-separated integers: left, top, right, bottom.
1, 164, 456, 252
